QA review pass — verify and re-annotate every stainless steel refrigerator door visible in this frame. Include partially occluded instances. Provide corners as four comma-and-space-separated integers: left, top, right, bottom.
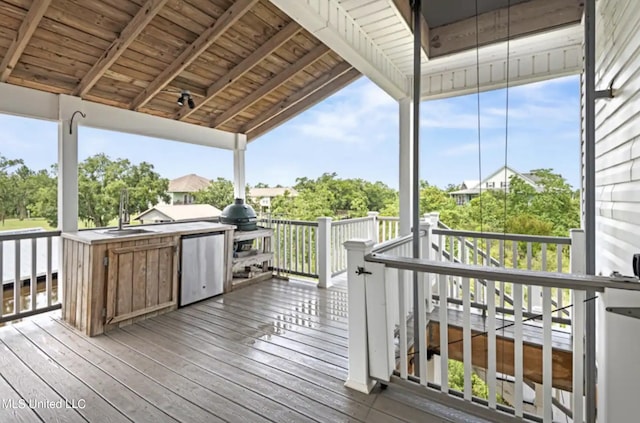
180, 233, 225, 306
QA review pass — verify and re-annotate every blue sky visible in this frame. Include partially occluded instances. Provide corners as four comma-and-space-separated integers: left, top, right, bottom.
0, 74, 580, 189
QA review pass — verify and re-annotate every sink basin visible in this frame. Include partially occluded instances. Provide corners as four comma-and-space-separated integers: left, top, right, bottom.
103, 228, 153, 236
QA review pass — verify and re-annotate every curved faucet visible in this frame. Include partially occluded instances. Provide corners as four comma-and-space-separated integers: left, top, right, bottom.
118, 189, 129, 230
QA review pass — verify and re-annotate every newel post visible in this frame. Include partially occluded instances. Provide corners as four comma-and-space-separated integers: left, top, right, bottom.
570, 229, 586, 274
367, 212, 379, 243
317, 217, 332, 289
420, 216, 434, 313
344, 239, 377, 393
570, 228, 586, 423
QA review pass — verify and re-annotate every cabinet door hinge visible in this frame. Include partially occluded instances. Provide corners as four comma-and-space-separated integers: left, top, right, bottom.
103, 256, 109, 266
102, 308, 106, 317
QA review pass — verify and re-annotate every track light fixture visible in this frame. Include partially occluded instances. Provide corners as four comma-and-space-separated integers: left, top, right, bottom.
178, 90, 195, 109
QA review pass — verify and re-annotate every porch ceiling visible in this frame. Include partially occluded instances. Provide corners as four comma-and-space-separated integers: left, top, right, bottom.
0, 0, 360, 141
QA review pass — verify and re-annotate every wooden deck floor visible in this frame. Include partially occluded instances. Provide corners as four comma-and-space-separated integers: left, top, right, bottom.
0, 277, 496, 423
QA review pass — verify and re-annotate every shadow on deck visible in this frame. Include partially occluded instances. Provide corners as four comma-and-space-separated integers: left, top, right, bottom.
0, 277, 495, 422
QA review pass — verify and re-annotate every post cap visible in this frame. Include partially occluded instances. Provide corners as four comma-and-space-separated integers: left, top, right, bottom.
344, 239, 375, 252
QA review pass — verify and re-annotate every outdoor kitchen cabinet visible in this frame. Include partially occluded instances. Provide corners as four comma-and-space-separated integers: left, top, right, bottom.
61, 222, 234, 336
228, 227, 274, 291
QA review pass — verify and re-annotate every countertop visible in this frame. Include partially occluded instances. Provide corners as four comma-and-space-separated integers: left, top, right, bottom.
61, 221, 236, 245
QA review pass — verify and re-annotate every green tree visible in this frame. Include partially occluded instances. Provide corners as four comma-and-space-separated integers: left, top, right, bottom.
78, 154, 169, 227
194, 177, 235, 210
31, 165, 58, 227
0, 155, 23, 224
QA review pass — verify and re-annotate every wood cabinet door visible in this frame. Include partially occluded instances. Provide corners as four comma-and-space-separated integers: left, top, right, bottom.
105, 238, 178, 325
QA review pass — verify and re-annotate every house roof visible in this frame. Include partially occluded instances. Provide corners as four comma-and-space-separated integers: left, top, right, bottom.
450, 166, 540, 195
168, 174, 211, 193
461, 180, 479, 190
135, 204, 221, 221
249, 187, 298, 198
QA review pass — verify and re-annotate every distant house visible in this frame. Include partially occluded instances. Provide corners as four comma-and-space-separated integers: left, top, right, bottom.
450, 166, 540, 205
249, 187, 298, 213
135, 204, 222, 224
167, 174, 211, 205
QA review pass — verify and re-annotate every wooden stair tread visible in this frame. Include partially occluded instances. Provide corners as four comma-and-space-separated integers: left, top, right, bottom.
426, 306, 573, 353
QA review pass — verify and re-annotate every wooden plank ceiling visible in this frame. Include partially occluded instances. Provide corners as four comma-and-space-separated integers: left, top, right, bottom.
0, 0, 361, 140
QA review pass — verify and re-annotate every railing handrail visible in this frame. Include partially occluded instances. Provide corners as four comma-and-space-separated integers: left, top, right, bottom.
366, 253, 640, 292
0, 229, 61, 242
259, 218, 318, 227
373, 233, 413, 254
432, 228, 571, 245
332, 216, 372, 226
378, 216, 399, 221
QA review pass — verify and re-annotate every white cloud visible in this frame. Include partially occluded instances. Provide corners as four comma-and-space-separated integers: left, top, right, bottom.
440, 139, 503, 157
291, 78, 397, 145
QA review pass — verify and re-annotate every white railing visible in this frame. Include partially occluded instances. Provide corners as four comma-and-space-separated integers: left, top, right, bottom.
0, 229, 61, 323
378, 216, 400, 243
260, 217, 319, 278
344, 223, 640, 423
432, 222, 573, 319
330, 215, 378, 276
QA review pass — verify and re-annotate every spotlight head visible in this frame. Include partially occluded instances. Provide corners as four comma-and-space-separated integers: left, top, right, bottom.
187, 97, 195, 109
177, 90, 191, 107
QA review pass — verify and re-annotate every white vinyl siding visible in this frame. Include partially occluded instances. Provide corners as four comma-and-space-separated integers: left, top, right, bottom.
594, 0, 640, 276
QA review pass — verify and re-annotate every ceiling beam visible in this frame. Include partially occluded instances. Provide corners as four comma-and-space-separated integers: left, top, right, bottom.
429, 0, 583, 58
176, 21, 300, 121
241, 62, 352, 134
73, 0, 168, 97
130, 0, 258, 111
247, 68, 360, 141
391, 0, 430, 59
0, 0, 51, 82
209, 43, 330, 129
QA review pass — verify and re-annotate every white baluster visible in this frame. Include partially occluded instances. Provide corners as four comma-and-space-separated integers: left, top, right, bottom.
31, 238, 37, 311
14, 239, 20, 315
462, 241, 472, 401
398, 268, 408, 380
439, 273, 448, 393
513, 283, 524, 417
542, 287, 553, 422
487, 278, 496, 409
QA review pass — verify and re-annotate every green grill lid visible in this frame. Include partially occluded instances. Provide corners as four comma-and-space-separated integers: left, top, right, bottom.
220, 198, 257, 229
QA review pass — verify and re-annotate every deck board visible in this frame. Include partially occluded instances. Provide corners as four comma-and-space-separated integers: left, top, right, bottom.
0, 277, 500, 423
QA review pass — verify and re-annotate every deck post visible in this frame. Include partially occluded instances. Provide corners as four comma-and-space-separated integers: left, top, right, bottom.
317, 217, 332, 288
57, 95, 81, 233
367, 212, 379, 243
58, 95, 81, 311
233, 134, 246, 200
344, 239, 377, 393
398, 98, 413, 236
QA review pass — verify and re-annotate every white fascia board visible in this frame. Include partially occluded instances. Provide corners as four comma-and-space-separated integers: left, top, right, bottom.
0, 82, 58, 121
421, 24, 584, 100
269, 0, 409, 100
0, 83, 238, 150
81, 101, 236, 150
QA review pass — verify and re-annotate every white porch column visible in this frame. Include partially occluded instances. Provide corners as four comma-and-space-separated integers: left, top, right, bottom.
317, 217, 332, 289
233, 134, 247, 200
344, 239, 377, 393
398, 98, 413, 236
57, 95, 82, 232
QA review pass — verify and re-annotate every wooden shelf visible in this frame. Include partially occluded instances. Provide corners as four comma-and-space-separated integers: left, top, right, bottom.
231, 271, 273, 290
226, 227, 274, 293
233, 227, 273, 242
232, 252, 273, 272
